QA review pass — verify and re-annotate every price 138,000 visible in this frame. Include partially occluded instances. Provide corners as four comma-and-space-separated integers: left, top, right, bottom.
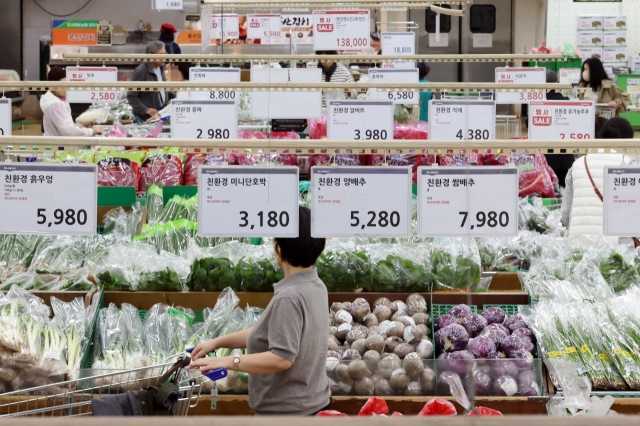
239, 211, 290, 229
37, 208, 88, 227
459, 211, 509, 230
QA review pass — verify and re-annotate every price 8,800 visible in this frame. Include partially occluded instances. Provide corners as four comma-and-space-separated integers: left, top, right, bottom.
209, 91, 236, 100
456, 129, 490, 140
37, 208, 88, 227
239, 210, 290, 229
197, 129, 230, 139
354, 129, 388, 140
350, 210, 400, 229
459, 211, 509, 230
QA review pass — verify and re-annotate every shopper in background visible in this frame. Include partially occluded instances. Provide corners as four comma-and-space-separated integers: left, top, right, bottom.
418, 62, 433, 123
159, 23, 181, 54
370, 31, 381, 54
544, 69, 573, 187
316, 51, 354, 106
127, 40, 175, 121
154, 62, 192, 121
40, 66, 103, 137
561, 117, 637, 244
578, 58, 629, 116
189, 206, 330, 416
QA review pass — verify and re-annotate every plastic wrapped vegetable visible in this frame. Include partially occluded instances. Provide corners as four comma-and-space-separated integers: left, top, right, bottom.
147, 184, 164, 224
431, 238, 482, 291
143, 304, 171, 365
40, 323, 68, 376
3, 235, 45, 277
28, 236, 86, 275
157, 195, 188, 223
140, 151, 185, 190
595, 247, 640, 293
51, 296, 86, 380
93, 304, 126, 370
96, 152, 144, 191
234, 245, 283, 292
168, 307, 195, 355
186, 243, 240, 292
316, 240, 371, 292
186, 288, 240, 349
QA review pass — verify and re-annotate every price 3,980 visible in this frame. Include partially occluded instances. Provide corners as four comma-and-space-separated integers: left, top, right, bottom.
37, 208, 88, 227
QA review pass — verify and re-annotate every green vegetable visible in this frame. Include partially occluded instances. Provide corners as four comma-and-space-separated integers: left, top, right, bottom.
599, 251, 639, 293
235, 257, 283, 292
431, 249, 481, 291
317, 250, 371, 292
139, 267, 183, 291
371, 255, 430, 292
58, 279, 94, 292
147, 184, 164, 224
96, 270, 133, 291
187, 257, 236, 292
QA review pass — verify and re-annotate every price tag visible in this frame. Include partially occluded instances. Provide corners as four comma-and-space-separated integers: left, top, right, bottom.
311, 167, 412, 237
494, 68, 546, 104
0, 98, 11, 137
417, 167, 518, 237
155, 0, 182, 10
198, 167, 299, 237
189, 67, 240, 100
328, 100, 394, 140
429, 100, 496, 141
604, 166, 640, 236
0, 164, 97, 235
313, 10, 370, 51
381, 60, 416, 69
381, 32, 415, 55
559, 68, 581, 84
212, 14, 239, 39
171, 100, 237, 140
251, 68, 322, 119
247, 14, 282, 40
528, 101, 595, 140
66, 67, 118, 103
368, 69, 419, 105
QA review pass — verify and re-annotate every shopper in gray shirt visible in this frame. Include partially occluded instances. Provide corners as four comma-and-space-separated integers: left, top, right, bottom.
189, 206, 330, 416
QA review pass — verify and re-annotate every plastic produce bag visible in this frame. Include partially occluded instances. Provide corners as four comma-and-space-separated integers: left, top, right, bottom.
468, 407, 503, 416
40, 322, 68, 376
358, 396, 389, 416
394, 120, 428, 140
140, 152, 185, 191
93, 304, 126, 370
168, 307, 194, 355
147, 184, 164, 224
138, 249, 189, 292
0, 272, 58, 291
316, 239, 371, 292
417, 398, 457, 416
143, 304, 171, 365
308, 115, 327, 139
95, 242, 157, 291
157, 195, 189, 223
317, 410, 347, 417
96, 152, 144, 191
3, 235, 45, 278
431, 238, 482, 291
514, 151, 557, 198
184, 153, 237, 186
186, 287, 240, 349
51, 296, 86, 380
234, 245, 283, 292
368, 243, 431, 292
186, 243, 240, 292
28, 236, 86, 275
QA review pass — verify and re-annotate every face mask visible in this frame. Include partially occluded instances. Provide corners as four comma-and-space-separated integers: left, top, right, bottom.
582, 71, 590, 82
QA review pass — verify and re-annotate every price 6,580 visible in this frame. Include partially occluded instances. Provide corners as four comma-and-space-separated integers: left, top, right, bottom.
239, 211, 290, 229
37, 208, 88, 227
350, 210, 400, 229
459, 211, 509, 229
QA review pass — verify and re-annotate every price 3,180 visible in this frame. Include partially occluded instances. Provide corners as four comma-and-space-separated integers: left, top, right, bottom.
459, 211, 509, 229
37, 208, 88, 227
239, 211, 290, 229
351, 211, 400, 229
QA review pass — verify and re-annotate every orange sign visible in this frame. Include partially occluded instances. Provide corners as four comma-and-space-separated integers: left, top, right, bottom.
176, 31, 218, 45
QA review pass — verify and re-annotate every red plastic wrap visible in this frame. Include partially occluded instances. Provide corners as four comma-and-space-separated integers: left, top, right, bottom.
97, 157, 141, 189
369, 153, 435, 183
140, 154, 184, 190
417, 398, 457, 416
316, 410, 347, 417
394, 120, 429, 140
391, 412, 404, 417
184, 153, 238, 186
238, 129, 268, 139
358, 397, 389, 416
237, 153, 298, 166
514, 150, 557, 198
468, 407, 503, 417
308, 116, 328, 140
308, 154, 364, 176
270, 131, 301, 140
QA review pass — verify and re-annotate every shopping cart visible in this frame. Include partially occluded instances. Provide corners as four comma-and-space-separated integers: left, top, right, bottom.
495, 115, 521, 139
596, 103, 617, 119
0, 354, 227, 417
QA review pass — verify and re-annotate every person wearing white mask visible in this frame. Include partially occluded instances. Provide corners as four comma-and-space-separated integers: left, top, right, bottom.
578, 58, 629, 116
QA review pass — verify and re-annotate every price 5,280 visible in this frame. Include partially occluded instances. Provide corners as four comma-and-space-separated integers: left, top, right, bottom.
350, 211, 400, 229
459, 211, 509, 229
37, 208, 88, 227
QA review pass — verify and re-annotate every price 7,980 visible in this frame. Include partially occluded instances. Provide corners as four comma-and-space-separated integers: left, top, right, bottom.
350, 211, 400, 229
37, 208, 88, 227
239, 211, 290, 229
459, 211, 509, 229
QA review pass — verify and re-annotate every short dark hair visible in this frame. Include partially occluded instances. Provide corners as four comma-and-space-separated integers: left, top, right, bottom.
315, 50, 338, 56
581, 57, 610, 91
595, 116, 608, 137
176, 62, 191, 80
546, 69, 558, 84
274, 206, 325, 268
48, 66, 66, 81
417, 62, 430, 80
600, 117, 634, 139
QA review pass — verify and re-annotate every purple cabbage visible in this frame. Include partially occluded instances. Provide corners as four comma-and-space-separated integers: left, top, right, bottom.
481, 306, 506, 325
492, 375, 519, 396
468, 336, 497, 359
448, 350, 475, 373
500, 335, 525, 357
437, 371, 459, 395
462, 313, 488, 338
435, 314, 456, 330
438, 323, 469, 353
448, 304, 472, 321
503, 314, 527, 332
465, 369, 493, 396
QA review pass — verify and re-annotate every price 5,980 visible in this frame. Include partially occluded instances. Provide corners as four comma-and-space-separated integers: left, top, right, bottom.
37, 208, 88, 227
350, 210, 400, 229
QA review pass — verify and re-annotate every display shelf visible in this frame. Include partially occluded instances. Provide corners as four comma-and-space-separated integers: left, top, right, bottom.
202, 0, 471, 7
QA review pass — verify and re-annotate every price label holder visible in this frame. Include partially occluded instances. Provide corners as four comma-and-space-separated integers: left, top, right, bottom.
171, 99, 237, 140
381, 32, 416, 55
0, 98, 11, 136
251, 68, 322, 119
311, 166, 412, 238
155, 0, 183, 10
197, 166, 299, 237
559, 68, 581, 84
417, 166, 518, 237
212, 14, 240, 40
66, 67, 118, 103
247, 14, 282, 41
0, 164, 97, 235
368, 69, 419, 105
313, 10, 370, 51
429, 100, 496, 141
494, 67, 546, 104
604, 166, 640, 236
328, 100, 394, 140
528, 101, 595, 140
189, 67, 240, 100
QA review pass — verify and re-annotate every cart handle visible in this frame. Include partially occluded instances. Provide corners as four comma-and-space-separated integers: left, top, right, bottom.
155, 355, 192, 386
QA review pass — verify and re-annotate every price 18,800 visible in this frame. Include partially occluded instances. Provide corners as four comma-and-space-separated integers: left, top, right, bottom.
197, 129, 231, 139
459, 211, 509, 229
37, 208, 88, 227
239, 211, 290, 229
351, 210, 400, 229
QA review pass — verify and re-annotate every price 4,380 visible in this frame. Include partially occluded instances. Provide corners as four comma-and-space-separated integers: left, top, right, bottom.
37, 208, 88, 227
459, 211, 509, 229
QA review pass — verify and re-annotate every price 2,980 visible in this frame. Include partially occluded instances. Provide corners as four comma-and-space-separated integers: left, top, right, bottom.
197, 129, 230, 139
350, 211, 400, 229
239, 211, 290, 229
459, 211, 509, 229
37, 208, 88, 227
354, 129, 388, 140
456, 129, 490, 140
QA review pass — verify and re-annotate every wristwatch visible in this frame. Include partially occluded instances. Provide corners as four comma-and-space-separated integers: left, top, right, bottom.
233, 356, 241, 371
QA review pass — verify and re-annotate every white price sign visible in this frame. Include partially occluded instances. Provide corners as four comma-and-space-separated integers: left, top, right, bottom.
189, 67, 240, 100
198, 167, 299, 237
247, 14, 282, 40
418, 167, 518, 237
212, 14, 239, 39
171, 100, 237, 140
313, 10, 370, 51
251, 68, 322, 119
0, 164, 97, 235
0, 99, 10, 136
495, 68, 546, 104
429, 100, 496, 141
528, 101, 595, 140
381, 32, 415, 55
604, 166, 640, 236
155, 0, 182, 10
368, 69, 419, 105
66, 67, 118, 103
311, 167, 412, 237
559, 68, 581, 84
328, 100, 394, 140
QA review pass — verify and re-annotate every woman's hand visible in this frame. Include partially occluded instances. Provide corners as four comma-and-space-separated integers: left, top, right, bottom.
92, 126, 104, 135
608, 101, 619, 108
187, 356, 230, 373
190, 339, 218, 360
146, 113, 161, 123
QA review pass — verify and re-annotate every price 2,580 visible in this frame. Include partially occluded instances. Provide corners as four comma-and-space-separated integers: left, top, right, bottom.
459, 211, 509, 229
37, 208, 88, 227
351, 211, 400, 229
